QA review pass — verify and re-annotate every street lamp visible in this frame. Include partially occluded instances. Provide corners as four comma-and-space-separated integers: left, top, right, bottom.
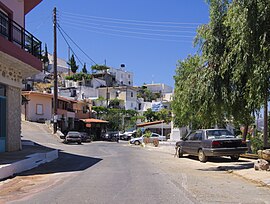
116, 90, 121, 141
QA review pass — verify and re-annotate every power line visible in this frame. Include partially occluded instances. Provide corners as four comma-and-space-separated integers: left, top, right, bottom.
61, 18, 197, 34
61, 24, 193, 43
61, 21, 194, 38
57, 24, 97, 65
62, 11, 202, 25
61, 13, 200, 29
57, 24, 84, 67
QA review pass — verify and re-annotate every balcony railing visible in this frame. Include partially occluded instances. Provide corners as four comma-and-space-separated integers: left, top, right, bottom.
0, 10, 41, 59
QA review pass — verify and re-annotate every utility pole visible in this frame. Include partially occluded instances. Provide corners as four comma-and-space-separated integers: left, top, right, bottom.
53, 7, 58, 134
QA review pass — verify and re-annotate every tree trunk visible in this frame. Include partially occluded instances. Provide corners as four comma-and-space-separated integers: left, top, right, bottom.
263, 92, 268, 148
242, 124, 248, 141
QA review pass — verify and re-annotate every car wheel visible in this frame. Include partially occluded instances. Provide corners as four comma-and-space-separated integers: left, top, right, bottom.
177, 146, 183, 158
134, 140, 140, 145
198, 149, 208, 162
230, 155, 240, 161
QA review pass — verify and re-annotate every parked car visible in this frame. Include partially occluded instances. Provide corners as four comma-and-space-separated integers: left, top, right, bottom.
79, 132, 91, 142
130, 133, 166, 145
65, 131, 82, 144
175, 129, 248, 162
120, 129, 136, 140
101, 131, 119, 142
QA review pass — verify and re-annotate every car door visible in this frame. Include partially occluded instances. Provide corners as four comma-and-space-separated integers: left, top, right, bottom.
189, 131, 203, 155
181, 132, 195, 154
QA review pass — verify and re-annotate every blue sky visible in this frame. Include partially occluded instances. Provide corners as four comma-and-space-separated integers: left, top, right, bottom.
26, 0, 209, 88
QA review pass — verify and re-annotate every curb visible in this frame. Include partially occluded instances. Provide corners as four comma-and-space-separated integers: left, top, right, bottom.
0, 150, 58, 180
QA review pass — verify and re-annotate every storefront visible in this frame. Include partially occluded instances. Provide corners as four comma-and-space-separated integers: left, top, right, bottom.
0, 83, 6, 152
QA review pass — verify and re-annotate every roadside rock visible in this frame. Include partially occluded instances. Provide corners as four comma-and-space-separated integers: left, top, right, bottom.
254, 159, 270, 171
258, 149, 270, 162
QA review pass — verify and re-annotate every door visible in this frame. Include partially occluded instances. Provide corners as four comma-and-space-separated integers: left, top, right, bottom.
0, 96, 6, 152
182, 132, 195, 154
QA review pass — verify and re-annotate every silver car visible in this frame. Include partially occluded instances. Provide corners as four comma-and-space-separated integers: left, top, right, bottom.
65, 131, 82, 144
130, 133, 166, 145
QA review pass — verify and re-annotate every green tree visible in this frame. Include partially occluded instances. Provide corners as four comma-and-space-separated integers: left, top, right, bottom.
68, 54, 79, 73
156, 109, 172, 124
82, 63, 87, 74
91, 64, 110, 72
143, 108, 158, 122
42, 43, 49, 73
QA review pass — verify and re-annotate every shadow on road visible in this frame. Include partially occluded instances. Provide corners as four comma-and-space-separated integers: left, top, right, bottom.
18, 150, 103, 176
178, 155, 254, 171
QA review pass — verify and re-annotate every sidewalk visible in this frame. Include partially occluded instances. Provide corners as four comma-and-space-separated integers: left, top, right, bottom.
0, 141, 58, 180
145, 141, 270, 188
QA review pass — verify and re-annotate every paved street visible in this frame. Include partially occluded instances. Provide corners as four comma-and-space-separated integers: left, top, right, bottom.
1, 122, 270, 204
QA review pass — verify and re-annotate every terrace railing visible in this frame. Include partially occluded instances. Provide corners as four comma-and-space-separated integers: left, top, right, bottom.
0, 10, 41, 59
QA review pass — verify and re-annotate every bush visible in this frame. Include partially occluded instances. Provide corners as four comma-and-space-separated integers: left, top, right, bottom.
250, 133, 264, 154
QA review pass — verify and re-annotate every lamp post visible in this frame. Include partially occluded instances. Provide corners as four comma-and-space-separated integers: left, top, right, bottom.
116, 90, 121, 142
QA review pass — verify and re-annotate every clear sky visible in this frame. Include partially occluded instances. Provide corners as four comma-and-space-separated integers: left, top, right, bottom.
26, 0, 210, 88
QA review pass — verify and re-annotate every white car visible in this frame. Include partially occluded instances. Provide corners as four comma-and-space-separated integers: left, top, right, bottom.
65, 131, 82, 144
130, 133, 166, 145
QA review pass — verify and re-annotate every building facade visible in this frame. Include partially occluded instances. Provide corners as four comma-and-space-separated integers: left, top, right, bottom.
97, 86, 138, 110
0, 0, 42, 152
109, 65, 133, 86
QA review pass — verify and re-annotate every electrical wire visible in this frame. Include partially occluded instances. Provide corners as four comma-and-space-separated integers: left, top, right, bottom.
61, 18, 197, 34
57, 24, 97, 65
57, 24, 84, 67
61, 24, 193, 43
61, 13, 199, 29
61, 11, 202, 25
61, 21, 194, 38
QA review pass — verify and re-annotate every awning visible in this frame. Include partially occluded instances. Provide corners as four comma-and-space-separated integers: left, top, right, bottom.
80, 118, 109, 123
137, 121, 171, 129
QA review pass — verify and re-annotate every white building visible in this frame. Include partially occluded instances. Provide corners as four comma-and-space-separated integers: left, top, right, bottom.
108, 65, 134, 86
144, 83, 173, 94
97, 86, 138, 110
48, 53, 69, 74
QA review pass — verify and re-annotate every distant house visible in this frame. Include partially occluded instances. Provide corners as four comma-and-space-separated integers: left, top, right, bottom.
21, 91, 91, 132
0, 0, 43, 152
47, 53, 69, 74
108, 65, 134, 86
97, 86, 138, 110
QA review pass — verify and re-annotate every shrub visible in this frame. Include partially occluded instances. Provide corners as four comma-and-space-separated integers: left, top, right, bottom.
250, 133, 264, 154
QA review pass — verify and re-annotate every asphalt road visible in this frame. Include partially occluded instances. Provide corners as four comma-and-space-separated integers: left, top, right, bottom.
1, 122, 270, 204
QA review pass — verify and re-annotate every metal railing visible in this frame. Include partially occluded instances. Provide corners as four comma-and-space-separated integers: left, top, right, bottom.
0, 10, 42, 59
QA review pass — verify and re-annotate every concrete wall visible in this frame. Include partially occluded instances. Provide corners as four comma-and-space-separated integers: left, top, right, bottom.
25, 95, 52, 122
1, 0, 24, 26
6, 85, 22, 151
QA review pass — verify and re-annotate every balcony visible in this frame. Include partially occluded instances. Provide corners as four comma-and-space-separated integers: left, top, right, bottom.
0, 10, 41, 59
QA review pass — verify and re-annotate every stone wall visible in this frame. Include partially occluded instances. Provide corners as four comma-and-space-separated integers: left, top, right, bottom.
6, 85, 22, 151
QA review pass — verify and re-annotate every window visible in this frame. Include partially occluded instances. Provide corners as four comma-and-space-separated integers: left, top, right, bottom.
0, 9, 9, 38
131, 92, 133, 97
194, 132, 203, 140
128, 74, 130, 79
187, 132, 195, 140
36, 104, 43, 115
152, 133, 159, 137
131, 103, 133, 108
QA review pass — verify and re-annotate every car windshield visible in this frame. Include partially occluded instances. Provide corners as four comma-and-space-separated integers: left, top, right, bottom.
206, 130, 234, 139
68, 132, 80, 136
